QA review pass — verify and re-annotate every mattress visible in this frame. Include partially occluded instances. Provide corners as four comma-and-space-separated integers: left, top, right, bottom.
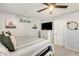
9, 36, 52, 56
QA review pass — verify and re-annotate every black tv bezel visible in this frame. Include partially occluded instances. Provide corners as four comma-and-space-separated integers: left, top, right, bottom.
41, 22, 52, 30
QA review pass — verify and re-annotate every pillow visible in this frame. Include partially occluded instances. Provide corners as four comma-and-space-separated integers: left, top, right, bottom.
5, 31, 16, 50
0, 42, 10, 56
0, 31, 16, 52
0, 34, 2, 42
6, 31, 12, 36
9, 36, 16, 50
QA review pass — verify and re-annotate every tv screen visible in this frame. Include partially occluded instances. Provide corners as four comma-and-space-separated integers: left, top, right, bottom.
41, 22, 52, 30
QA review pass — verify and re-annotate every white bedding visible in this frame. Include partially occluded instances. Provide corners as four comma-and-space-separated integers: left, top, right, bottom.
15, 36, 43, 49
10, 40, 51, 56
9, 36, 52, 56
10, 36, 50, 56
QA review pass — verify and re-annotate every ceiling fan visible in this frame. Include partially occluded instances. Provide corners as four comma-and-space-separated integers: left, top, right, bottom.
37, 3, 68, 14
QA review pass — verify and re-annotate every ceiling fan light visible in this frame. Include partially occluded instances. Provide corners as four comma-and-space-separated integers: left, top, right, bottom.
48, 4, 54, 12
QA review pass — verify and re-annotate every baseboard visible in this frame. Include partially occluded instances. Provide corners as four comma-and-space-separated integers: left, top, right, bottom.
55, 44, 79, 53
65, 47, 79, 53
54, 44, 65, 48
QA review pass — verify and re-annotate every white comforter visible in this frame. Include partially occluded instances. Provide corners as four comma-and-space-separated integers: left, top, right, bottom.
16, 36, 42, 49
9, 36, 52, 56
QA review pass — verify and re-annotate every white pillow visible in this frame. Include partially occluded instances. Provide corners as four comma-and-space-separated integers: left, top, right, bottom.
0, 42, 10, 56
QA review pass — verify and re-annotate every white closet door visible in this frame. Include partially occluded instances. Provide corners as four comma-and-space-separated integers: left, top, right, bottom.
65, 30, 79, 51
54, 20, 64, 46
64, 18, 79, 51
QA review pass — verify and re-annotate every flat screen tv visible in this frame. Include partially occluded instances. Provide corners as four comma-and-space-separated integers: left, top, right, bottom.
41, 22, 52, 30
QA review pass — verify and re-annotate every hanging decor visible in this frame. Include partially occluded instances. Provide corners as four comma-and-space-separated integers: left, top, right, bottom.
33, 24, 37, 29
5, 19, 16, 29
20, 19, 31, 23
67, 21, 78, 30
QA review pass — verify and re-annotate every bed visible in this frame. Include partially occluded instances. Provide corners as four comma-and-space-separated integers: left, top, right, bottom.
0, 35, 53, 56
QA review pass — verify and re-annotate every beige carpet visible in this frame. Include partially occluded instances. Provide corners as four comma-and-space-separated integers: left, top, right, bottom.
54, 45, 79, 56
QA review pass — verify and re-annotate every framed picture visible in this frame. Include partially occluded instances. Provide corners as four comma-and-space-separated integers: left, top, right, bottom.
5, 19, 16, 28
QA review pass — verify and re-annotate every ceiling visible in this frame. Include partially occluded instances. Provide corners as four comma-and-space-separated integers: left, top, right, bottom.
0, 3, 79, 20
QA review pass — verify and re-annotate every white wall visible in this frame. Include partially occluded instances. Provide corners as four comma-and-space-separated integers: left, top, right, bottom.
54, 11, 79, 48
0, 11, 40, 37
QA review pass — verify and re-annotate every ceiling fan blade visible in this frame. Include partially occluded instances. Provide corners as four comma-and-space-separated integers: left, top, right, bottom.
43, 3, 56, 6
43, 3, 48, 6
51, 3, 56, 5
55, 5, 68, 8
37, 7, 48, 12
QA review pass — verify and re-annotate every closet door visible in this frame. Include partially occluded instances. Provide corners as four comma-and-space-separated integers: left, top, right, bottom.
54, 20, 64, 46
65, 30, 79, 51
65, 20, 79, 51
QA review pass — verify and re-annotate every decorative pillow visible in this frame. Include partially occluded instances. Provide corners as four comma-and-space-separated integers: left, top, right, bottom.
0, 31, 16, 52
5, 31, 16, 50
6, 31, 12, 36
6, 31, 16, 50
0, 42, 10, 56
9, 36, 16, 50
0, 34, 2, 42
